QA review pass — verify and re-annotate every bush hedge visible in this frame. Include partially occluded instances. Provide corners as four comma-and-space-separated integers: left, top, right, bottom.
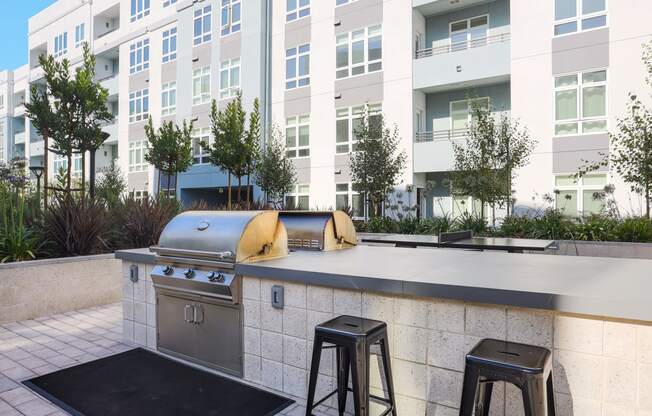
355, 210, 652, 243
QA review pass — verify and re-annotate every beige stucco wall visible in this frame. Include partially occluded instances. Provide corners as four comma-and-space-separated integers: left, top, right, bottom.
0, 254, 122, 324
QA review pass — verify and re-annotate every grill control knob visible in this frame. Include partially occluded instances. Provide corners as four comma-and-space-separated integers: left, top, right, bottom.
207, 271, 225, 283
183, 269, 195, 279
163, 265, 174, 275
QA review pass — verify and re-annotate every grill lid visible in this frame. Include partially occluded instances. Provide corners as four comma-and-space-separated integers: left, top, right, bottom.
279, 211, 357, 251
153, 211, 288, 263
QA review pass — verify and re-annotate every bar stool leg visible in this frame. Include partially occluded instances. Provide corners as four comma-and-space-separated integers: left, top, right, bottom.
521, 377, 547, 416
475, 381, 493, 416
379, 337, 397, 416
458, 364, 480, 416
336, 346, 350, 416
546, 373, 556, 416
349, 341, 370, 416
305, 336, 323, 416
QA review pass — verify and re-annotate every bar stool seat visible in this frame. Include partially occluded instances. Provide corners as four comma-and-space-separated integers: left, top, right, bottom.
460, 339, 556, 416
306, 315, 397, 416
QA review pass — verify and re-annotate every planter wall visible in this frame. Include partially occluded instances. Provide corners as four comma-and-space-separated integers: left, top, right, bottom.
545, 240, 652, 259
0, 254, 122, 325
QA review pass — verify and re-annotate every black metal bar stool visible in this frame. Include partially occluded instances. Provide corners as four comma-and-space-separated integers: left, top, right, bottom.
305, 315, 397, 416
459, 339, 556, 416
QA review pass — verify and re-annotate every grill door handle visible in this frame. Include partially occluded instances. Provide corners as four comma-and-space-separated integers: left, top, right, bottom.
184, 305, 194, 323
193, 304, 204, 324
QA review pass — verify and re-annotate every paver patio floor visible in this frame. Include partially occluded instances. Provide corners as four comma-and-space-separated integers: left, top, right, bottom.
0, 304, 338, 416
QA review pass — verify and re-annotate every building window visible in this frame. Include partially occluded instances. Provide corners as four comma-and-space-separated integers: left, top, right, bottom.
194, 5, 212, 46
54, 33, 68, 58
130, 190, 149, 201
219, 59, 240, 99
129, 89, 149, 123
192, 127, 211, 164
554, 0, 606, 36
286, 115, 310, 158
336, 183, 364, 218
129, 141, 148, 172
162, 27, 177, 63
163, 0, 178, 7
285, 184, 310, 209
555, 173, 607, 216
131, 0, 151, 22
192, 67, 211, 106
221, 0, 241, 37
75, 24, 85, 48
161, 82, 177, 116
554, 70, 607, 136
286, 44, 310, 90
287, 0, 310, 22
53, 154, 83, 175
336, 0, 358, 5
450, 97, 490, 131
336, 103, 381, 154
336, 25, 382, 79
449, 15, 487, 51
0, 95, 4, 110
129, 39, 150, 74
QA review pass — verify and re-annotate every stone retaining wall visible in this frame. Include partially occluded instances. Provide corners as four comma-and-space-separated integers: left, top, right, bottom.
0, 254, 122, 324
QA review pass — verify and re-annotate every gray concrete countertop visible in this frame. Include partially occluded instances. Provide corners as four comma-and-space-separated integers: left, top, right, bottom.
116, 246, 652, 322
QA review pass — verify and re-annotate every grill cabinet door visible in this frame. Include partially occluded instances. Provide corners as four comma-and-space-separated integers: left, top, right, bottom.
157, 293, 198, 360
194, 301, 242, 376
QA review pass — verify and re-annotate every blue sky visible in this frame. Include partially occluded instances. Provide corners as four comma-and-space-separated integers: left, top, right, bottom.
0, 0, 57, 71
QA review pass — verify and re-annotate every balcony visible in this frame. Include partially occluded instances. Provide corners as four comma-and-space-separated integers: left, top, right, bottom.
14, 131, 26, 145
102, 120, 119, 143
100, 73, 119, 98
413, 0, 497, 15
30, 140, 44, 156
13, 104, 26, 117
414, 129, 467, 173
413, 31, 511, 93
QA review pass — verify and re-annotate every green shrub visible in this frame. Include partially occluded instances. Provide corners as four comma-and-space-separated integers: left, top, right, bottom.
453, 213, 487, 234
0, 194, 41, 263
614, 217, 652, 242
109, 196, 181, 249
40, 195, 111, 257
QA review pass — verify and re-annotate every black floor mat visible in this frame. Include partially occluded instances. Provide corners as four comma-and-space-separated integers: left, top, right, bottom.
23, 348, 293, 416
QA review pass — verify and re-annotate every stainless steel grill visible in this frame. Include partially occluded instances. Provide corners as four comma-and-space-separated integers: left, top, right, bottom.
149, 211, 288, 377
279, 211, 357, 251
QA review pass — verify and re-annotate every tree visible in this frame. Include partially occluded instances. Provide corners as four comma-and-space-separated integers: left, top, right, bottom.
96, 161, 126, 208
144, 117, 194, 199
349, 107, 407, 219
204, 92, 261, 208
243, 99, 261, 207
25, 84, 56, 207
576, 41, 652, 219
254, 126, 296, 207
72, 43, 114, 198
451, 101, 535, 219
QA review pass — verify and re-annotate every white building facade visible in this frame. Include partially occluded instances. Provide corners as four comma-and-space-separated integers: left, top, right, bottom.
1, 0, 651, 217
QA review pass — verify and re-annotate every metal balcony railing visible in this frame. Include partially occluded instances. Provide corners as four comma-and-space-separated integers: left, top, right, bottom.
415, 129, 468, 143
415, 32, 511, 59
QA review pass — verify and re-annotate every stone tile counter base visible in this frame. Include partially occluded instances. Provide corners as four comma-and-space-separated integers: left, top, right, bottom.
121, 262, 652, 416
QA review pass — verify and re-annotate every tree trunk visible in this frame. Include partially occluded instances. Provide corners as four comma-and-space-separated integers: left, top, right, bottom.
646, 186, 650, 219
89, 149, 96, 198
66, 154, 72, 194
227, 173, 232, 210
236, 176, 242, 205
246, 173, 251, 209
43, 132, 49, 209
81, 152, 86, 197
174, 172, 178, 200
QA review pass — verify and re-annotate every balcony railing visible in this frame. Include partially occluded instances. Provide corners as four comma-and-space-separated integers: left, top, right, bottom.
415, 32, 511, 59
415, 129, 468, 143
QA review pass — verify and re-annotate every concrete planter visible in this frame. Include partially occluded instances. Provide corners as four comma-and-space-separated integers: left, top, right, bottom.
0, 254, 122, 324
550, 240, 652, 259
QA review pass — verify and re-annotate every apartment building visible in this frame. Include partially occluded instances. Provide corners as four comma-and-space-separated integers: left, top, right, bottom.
4, 0, 652, 217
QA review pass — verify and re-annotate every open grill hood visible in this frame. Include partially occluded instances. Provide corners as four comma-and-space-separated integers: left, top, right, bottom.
152, 211, 288, 264
279, 211, 357, 251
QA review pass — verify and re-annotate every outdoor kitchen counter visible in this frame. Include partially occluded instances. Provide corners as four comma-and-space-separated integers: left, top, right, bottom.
115, 246, 652, 322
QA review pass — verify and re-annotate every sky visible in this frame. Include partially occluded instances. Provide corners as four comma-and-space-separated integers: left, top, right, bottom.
0, 0, 57, 72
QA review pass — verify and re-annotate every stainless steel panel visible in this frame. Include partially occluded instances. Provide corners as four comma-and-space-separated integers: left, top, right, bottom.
157, 290, 243, 377
151, 264, 238, 301
280, 212, 331, 250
